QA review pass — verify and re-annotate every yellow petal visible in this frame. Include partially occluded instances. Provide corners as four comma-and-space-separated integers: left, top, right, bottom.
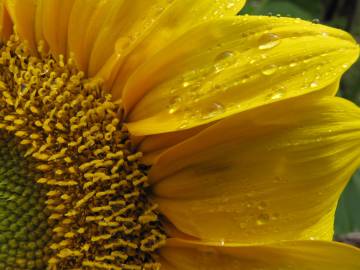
42, 0, 75, 57
139, 125, 210, 165
88, 0, 174, 81
138, 80, 341, 163
150, 96, 360, 243
101, 0, 246, 97
67, 0, 108, 71
5, 0, 37, 51
124, 16, 359, 136
34, 0, 47, 50
0, 0, 12, 41
160, 239, 360, 270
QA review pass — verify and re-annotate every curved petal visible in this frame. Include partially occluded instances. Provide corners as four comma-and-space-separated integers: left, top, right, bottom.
138, 79, 341, 162
41, 0, 75, 57
5, 0, 37, 51
149, 96, 360, 243
34, 0, 45, 47
124, 16, 359, 136
92, 0, 246, 94
139, 125, 210, 165
0, 0, 12, 41
86, 0, 177, 80
160, 239, 360, 270
65, 0, 245, 78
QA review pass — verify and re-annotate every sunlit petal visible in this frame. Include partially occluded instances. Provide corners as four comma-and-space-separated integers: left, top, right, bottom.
125, 16, 359, 136
150, 96, 360, 243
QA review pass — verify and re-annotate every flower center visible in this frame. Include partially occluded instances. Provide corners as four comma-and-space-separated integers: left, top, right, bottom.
0, 35, 165, 270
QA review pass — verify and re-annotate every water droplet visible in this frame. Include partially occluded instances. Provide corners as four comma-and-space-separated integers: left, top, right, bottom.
227, 2, 235, 9
178, 122, 189, 129
214, 50, 235, 62
267, 87, 285, 101
202, 102, 225, 119
213, 51, 236, 73
310, 81, 318, 88
241, 74, 251, 84
261, 64, 277, 76
289, 62, 297, 68
312, 18, 320, 24
321, 32, 329, 37
182, 81, 191, 87
168, 96, 182, 114
258, 33, 280, 50
219, 239, 225, 246
342, 63, 349, 69
212, 102, 225, 112
256, 213, 270, 226
115, 37, 131, 52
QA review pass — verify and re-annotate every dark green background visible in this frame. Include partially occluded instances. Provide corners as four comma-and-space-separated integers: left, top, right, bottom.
240, 0, 360, 238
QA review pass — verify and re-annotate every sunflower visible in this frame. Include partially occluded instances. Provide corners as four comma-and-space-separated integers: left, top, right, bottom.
0, 0, 359, 269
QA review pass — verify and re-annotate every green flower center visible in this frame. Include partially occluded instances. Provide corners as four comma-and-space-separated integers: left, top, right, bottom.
0, 36, 165, 270
0, 134, 51, 269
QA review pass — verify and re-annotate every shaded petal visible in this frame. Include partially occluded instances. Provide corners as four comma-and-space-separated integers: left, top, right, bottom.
34, 0, 45, 47
41, 0, 75, 57
67, 0, 111, 71
139, 125, 209, 165
0, 0, 12, 41
124, 16, 359, 136
150, 96, 360, 243
5, 0, 37, 51
160, 239, 360, 270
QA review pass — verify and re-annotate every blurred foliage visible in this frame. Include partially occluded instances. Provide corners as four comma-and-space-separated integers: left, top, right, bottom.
240, 0, 360, 236
335, 171, 360, 234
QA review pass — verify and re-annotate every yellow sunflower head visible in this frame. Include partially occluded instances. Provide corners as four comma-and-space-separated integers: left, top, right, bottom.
0, 0, 359, 269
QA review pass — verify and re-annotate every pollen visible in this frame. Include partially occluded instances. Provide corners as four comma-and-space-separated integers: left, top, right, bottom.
0, 35, 165, 269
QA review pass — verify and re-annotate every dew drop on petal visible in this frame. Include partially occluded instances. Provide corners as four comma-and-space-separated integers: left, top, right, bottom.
261, 64, 277, 75
266, 86, 286, 101
201, 102, 225, 119
321, 32, 329, 37
249, 59, 256, 64
213, 51, 236, 73
258, 33, 280, 50
182, 81, 191, 87
168, 96, 182, 114
256, 213, 270, 226
214, 50, 235, 62
227, 2, 235, 9
310, 81, 318, 88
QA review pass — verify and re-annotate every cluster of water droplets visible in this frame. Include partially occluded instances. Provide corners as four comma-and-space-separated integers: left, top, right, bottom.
163, 25, 352, 130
